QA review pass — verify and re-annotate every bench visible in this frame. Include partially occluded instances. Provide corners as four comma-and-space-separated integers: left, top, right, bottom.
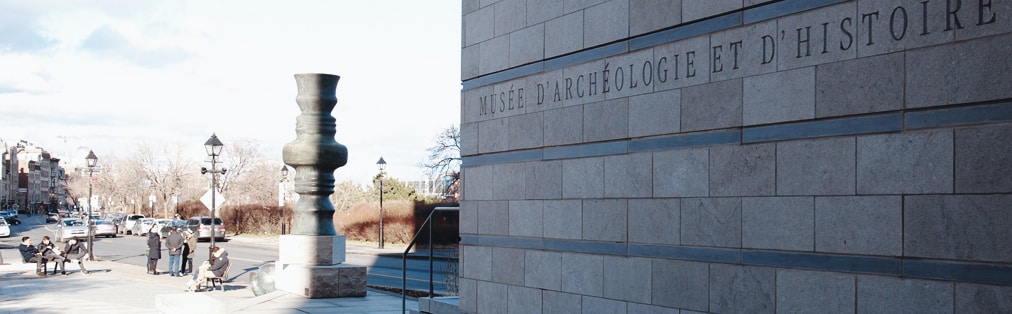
203, 261, 231, 291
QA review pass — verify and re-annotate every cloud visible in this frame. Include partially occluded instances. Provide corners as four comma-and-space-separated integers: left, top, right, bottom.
0, 5, 58, 53
79, 25, 191, 68
0, 85, 29, 94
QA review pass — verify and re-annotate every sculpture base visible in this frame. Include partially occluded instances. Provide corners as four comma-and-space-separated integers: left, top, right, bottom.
279, 234, 346, 265
275, 262, 367, 298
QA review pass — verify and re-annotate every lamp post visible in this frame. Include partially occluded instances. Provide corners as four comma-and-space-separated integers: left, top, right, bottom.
279, 165, 288, 235
201, 134, 226, 256
376, 157, 386, 249
85, 150, 98, 261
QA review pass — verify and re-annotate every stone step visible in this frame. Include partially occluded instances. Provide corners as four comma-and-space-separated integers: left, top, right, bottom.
416, 296, 462, 314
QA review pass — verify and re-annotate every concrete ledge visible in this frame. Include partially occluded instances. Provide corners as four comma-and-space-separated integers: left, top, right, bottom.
155, 292, 227, 313
417, 296, 462, 314
275, 263, 367, 298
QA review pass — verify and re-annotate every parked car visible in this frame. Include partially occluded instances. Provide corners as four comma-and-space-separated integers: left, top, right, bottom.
57, 218, 88, 242
132, 218, 156, 236
46, 212, 60, 223
159, 220, 187, 238
0, 217, 10, 237
121, 214, 145, 235
186, 216, 226, 241
0, 210, 18, 225
92, 219, 118, 238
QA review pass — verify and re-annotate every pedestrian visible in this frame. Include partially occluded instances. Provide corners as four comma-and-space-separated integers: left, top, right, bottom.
146, 225, 161, 275
64, 238, 90, 275
181, 229, 196, 275
186, 246, 229, 292
165, 227, 184, 277
18, 236, 46, 277
38, 236, 66, 275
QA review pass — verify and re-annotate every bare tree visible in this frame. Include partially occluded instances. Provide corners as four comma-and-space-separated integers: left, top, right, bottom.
216, 137, 263, 199
127, 143, 201, 218
420, 125, 461, 178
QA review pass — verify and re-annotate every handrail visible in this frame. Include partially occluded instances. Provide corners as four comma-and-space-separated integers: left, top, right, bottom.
402, 206, 459, 313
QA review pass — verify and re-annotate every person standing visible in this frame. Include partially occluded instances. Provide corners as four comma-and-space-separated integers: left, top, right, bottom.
181, 229, 196, 275
146, 226, 162, 275
64, 238, 90, 275
165, 227, 184, 277
38, 236, 66, 275
18, 236, 46, 277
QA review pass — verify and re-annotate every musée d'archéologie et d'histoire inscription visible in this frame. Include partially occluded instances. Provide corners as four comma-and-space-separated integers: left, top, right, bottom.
476, 0, 1000, 117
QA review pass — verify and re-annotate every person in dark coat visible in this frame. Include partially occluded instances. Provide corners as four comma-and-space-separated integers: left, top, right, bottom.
146, 226, 161, 275
187, 246, 230, 292
18, 236, 46, 277
38, 236, 66, 275
64, 238, 90, 275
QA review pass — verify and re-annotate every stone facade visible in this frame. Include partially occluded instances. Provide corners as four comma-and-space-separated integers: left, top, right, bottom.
460, 0, 1012, 312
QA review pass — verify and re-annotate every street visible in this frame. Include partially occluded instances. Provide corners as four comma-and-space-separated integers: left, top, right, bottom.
2, 215, 455, 295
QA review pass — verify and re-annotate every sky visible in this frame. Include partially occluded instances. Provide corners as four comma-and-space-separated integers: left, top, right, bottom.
0, 0, 462, 185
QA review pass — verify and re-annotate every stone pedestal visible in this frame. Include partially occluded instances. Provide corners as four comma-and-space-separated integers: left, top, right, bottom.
275, 262, 367, 298
278, 234, 346, 265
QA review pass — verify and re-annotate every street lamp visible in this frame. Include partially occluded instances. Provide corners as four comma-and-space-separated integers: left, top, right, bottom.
279, 165, 289, 235
376, 157, 386, 249
85, 150, 98, 261
201, 134, 226, 256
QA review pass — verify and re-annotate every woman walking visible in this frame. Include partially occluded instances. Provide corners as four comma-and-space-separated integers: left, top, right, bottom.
146, 225, 161, 275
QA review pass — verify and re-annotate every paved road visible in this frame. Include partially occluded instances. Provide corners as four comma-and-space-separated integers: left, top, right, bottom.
5, 215, 455, 295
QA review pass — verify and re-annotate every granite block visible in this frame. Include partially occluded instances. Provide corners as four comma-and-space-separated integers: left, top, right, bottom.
584, 98, 630, 142
582, 296, 627, 314
651, 35, 711, 91
277, 235, 346, 266
461, 245, 493, 281
509, 112, 544, 150
600, 49, 656, 100
775, 2, 858, 70
856, 130, 953, 194
463, 0, 480, 14
652, 259, 709, 311
525, 160, 562, 199
478, 35, 510, 75
953, 0, 1012, 40
561, 253, 604, 296
544, 105, 584, 146
495, 0, 527, 36
776, 269, 855, 314
681, 78, 743, 132
559, 55, 609, 108
856, 0, 955, 58
543, 290, 582, 313
653, 148, 709, 197
461, 122, 479, 156
628, 198, 680, 245
562, 157, 605, 198
708, 20, 779, 82
459, 278, 477, 313
955, 124, 1012, 193
527, 0, 564, 25
775, 137, 856, 195
462, 85, 491, 124
478, 201, 510, 236
627, 303, 680, 314
565, 0, 608, 13
681, 197, 742, 248
546, 11, 584, 57
955, 283, 1012, 313
507, 285, 542, 314
709, 264, 776, 314
628, 89, 681, 137
584, 0, 629, 47
816, 52, 904, 118
682, 0, 742, 22
857, 276, 954, 313
604, 153, 652, 197
492, 247, 526, 286
510, 24, 545, 67
582, 199, 628, 242
464, 165, 493, 200
509, 200, 543, 237
464, 6, 495, 46
630, 0, 682, 36
543, 200, 583, 239
741, 197, 814, 251
478, 118, 509, 153
603, 256, 652, 303
524, 250, 562, 290
462, 44, 480, 80
743, 67, 816, 126
274, 263, 367, 298
709, 143, 776, 197
460, 201, 478, 234
904, 194, 1012, 263
906, 33, 1012, 108
815, 196, 903, 256
477, 281, 508, 314
494, 162, 526, 200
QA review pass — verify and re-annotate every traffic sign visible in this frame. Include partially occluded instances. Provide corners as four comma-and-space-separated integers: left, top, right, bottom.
200, 189, 225, 214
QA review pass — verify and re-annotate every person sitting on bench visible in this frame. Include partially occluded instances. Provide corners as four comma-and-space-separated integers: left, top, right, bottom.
18, 236, 46, 277
38, 236, 67, 276
64, 238, 90, 275
186, 246, 229, 292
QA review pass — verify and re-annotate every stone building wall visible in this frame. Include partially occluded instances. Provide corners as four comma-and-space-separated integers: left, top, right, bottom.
459, 0, 1012, 312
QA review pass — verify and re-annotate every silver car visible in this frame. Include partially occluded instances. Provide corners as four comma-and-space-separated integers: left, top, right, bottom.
131, 218, 157, 236
92, 219, 118, 238
57, 218, 88, 242
0, 217, 10, 237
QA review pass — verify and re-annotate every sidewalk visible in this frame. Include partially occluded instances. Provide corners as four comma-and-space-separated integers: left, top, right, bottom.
0, 242, 418, 313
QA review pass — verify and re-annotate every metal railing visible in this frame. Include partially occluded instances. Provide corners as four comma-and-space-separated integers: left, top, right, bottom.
402, 206, 458, 313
